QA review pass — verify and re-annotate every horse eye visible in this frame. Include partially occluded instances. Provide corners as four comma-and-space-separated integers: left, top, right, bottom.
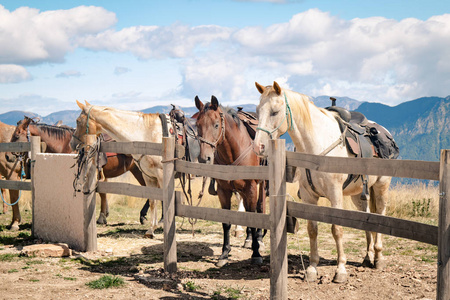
271, 111, 279, 117
214, 123, 219, 129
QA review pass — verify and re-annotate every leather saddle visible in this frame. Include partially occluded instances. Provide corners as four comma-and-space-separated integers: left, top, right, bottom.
236, 107, 259, 140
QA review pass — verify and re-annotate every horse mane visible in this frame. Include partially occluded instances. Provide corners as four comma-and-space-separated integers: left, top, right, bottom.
35, 123, 75, 140
203, 102, 241, 128
283, 89, 314, 132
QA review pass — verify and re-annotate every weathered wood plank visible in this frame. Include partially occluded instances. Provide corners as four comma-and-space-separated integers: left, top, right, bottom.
175, 160, 269, 181
30, 136, 41, 237
269, 139, 288, 300
286, 151, 440, 181
100, 141, 162, 156
175, 198, 270, 230
96, 181, 163, 201
0, 179, 32, 191
437, 149, 450, 300
83, 135, 97, 252
163, 137, 177, 273
286, 201, 438, 245
0, 142, 31, 153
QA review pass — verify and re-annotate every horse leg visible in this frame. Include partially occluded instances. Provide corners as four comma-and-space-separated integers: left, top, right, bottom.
350, 194, 374, 268
144, 199, 158, 238
140, 199, 150, 225
96, 192, 109, 225
8, 189, 20, 231
2, 189, 7, 214
302, 191, 320, 282
216, 187, 233, 267
233, 193, 247, 240
370, 178, 390, 270
328, 190, 347, 283
129, 163, 153, 225
242, 182, 263, 264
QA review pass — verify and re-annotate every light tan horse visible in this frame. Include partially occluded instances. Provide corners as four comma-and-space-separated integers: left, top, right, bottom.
0, 121, 23, 230
70, 101, 167, 238
254, 81, 392, 283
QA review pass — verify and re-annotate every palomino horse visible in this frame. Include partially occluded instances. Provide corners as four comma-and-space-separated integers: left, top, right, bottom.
195, 95, 266, 267
254, 81, 392, 283
0, 121, 23, 230
5, 116, 151, 226
70, 101, 168, 238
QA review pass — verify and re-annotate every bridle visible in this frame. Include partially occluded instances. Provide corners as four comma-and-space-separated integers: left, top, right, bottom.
256, 92, 293, 139
197, 112, 225, 148
71, 106, 95, 148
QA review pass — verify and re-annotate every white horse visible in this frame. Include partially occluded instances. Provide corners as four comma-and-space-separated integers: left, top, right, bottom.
70, 101, 166, 238
254, 81, 392, 283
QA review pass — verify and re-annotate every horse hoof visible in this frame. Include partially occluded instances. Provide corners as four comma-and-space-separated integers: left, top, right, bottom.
251, 257, 263, 265
216, 259, 229, 268
374, 259, 386, 270
144, 233, 155, 239
140, 216, 147, 225
362, 257, 373, 268
9, 224, 20, 231
243, 239, 252, 249
332, 272, 348, 283
305, 267, 317, 282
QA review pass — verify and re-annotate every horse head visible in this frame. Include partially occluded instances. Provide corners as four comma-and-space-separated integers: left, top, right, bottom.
254, 81, 291, 156
5, 116, 35, 162
194, 95, 224, 163
70, 100, 103, 151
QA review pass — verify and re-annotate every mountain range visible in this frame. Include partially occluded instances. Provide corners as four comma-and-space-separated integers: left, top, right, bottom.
1, 95, 448, 162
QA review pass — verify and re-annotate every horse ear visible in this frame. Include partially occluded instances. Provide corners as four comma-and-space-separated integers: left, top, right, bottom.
211, 96, 219, 110
76, 100, 85, 110
85, 100, 92, 106
195, 96, 204, 111
255, 82, 265, 94
273, 81, 282, 95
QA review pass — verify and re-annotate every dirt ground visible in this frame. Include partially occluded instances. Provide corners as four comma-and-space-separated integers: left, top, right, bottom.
0, 208, 438, 300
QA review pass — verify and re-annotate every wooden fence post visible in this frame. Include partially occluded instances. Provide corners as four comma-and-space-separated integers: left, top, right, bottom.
437, 149, 450, 300
163, 136, 177, 273
30, 136, 41, 237
268, 139, 287, 300
83, 134, 98, 252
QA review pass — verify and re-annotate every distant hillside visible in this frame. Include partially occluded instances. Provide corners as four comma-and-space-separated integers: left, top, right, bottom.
1, 96, 448, 162
0, 111, 39, 125
357, 96, 450, 161
313, 96, 362, 110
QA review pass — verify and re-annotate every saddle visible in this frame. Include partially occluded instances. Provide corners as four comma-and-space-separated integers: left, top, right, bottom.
236, 107, 259, 140
325, 99, 400, 198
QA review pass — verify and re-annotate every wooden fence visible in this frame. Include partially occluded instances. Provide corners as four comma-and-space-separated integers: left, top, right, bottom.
0, 135, 448, 300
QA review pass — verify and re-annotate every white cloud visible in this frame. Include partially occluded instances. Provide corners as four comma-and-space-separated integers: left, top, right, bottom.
114, 67, 131, 75
78, 24, 232, 59
56, 70, 83, 78
0, 64, 32, 83
0, 5, 116, 65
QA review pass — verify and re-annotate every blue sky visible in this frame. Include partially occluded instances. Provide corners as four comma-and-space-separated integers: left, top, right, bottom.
1, 0, 450, 115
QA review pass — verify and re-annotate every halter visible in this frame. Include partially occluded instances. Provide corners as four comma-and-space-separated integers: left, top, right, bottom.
85, 106, 95, 134
256, 92, 293, 139
71, 106, 94, 148
197, 112, 225, 148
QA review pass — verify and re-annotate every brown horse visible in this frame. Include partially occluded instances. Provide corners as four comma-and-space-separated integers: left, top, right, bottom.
195, 95, 266, 267
0, 121, 23, 230
5, 116, 152, 225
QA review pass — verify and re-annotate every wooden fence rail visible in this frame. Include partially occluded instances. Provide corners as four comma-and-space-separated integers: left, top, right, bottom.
0, 135, 447, 300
